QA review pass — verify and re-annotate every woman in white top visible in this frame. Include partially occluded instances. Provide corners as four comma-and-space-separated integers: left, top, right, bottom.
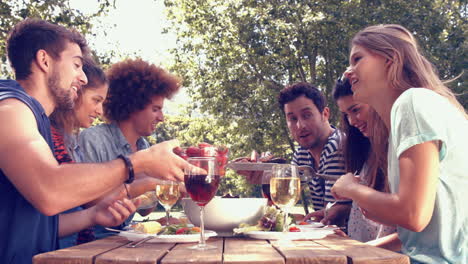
332, 24, 468, 263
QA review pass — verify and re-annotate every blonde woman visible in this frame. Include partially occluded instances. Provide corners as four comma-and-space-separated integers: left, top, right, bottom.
332, 24, 468, 263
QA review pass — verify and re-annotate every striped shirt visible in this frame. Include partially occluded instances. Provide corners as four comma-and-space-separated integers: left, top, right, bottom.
292, 129, 346, 211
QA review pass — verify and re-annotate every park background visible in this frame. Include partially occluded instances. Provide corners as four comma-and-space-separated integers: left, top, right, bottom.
0, 0, 466, 212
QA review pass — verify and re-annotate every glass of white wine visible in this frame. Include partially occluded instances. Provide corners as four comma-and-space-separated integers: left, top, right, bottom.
270, 164, 300, 245
155, 180, 180, 225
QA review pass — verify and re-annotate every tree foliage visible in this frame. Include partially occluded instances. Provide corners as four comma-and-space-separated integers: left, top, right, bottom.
0, 0, 116, 77
164, 0, 467, 159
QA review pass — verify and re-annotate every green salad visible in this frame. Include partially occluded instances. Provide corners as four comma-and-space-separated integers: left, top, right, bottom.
234, 206, 294, 233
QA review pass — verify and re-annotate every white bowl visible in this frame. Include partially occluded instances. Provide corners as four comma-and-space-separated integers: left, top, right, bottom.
181, 197, 267, 233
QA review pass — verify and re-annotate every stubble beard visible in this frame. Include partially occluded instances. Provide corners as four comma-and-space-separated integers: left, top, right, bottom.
48, 71, 74, 111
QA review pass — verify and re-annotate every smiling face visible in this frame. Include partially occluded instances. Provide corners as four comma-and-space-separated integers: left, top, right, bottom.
128, 95, 165, 137
74, 83, 108, 128
49, 41, 88, 110
336, 95, 371, 137
346, 45, 389, 104
284, 95, 330, 150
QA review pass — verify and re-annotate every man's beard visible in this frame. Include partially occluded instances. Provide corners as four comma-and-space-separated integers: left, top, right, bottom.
48, 71, 74, 110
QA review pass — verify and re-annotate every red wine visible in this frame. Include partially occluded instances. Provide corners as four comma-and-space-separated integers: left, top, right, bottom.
185, 174, 220, 206
262, 184, 273, 205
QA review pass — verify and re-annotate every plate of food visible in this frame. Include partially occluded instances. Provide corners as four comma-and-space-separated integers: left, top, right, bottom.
110, 222, 217, 243
227, 151, 287, 172
234, 206, 336, 240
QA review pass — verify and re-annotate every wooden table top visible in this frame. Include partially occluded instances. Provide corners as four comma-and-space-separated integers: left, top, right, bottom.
33, 234, 409, 264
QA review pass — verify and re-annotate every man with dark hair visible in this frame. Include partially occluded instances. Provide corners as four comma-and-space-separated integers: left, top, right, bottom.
240, 82, 349, 224
79, 58, 182, 238
278, 82, 349, 224
0, 19, 187, 263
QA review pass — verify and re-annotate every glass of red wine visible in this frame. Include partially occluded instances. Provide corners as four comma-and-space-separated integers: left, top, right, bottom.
261, 170, 274, 206
184, 157, 220, 250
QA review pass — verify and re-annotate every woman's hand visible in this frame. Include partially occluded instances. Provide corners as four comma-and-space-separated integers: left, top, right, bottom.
331, 172, 360, 200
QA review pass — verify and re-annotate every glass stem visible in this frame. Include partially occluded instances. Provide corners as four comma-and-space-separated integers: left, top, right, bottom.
283, 208, 288, 235
165, 208, 170, 225
199, 206, 206, 247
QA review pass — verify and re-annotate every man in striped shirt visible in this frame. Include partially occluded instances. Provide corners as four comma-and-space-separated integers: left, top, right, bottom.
278, 82, 350, 225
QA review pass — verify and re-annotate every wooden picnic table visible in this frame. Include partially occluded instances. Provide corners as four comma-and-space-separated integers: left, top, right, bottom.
33, 234, 409, 264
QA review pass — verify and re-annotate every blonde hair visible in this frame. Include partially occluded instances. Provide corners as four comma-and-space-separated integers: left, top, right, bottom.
351, 24, 467, 119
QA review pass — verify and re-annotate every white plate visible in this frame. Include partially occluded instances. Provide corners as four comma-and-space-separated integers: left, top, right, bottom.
297, 221, 324, 230
117, 229, 217, 243
245, 229, 335, 240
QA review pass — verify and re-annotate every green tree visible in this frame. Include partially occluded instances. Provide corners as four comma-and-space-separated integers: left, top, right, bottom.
0, 0, 116, 77
164, 0, 467, 157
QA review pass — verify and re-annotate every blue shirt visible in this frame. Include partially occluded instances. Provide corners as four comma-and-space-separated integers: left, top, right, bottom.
388, 88, 468, 264
0, 80, 58, 264
79, 123, 150, 239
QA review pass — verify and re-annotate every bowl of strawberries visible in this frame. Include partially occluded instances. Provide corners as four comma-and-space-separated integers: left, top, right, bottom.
175, 142, 229, 176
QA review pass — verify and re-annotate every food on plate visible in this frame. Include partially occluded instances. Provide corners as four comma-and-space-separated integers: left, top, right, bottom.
132, 221, 162, 234
161, 224, 201, 235
232, 150, 287, 164
289, 226, 301, 232
233, 206, 295, 233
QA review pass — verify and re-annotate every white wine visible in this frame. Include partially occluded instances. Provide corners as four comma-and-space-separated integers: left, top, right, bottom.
156, 183, 180, 210
270, 177, 300, 209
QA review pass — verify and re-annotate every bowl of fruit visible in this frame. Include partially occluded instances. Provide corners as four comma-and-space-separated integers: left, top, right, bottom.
181, 196, 267, 233
174, 142, 229, 176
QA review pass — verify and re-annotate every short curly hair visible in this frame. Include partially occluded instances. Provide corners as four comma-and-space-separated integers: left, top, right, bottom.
104, 59, 181, 122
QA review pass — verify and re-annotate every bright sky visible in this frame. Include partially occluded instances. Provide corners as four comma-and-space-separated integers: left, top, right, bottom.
70, 0, 189, 116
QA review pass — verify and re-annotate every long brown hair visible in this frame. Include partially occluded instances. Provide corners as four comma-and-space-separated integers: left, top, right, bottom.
50, 58, 107, 134
333, 78, 389, 192
351, 24, 467, 119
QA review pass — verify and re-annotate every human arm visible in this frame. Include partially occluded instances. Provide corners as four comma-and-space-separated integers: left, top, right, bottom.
331, 141, 439, 231
0, 99, 186, 216
59, 189, 138, 237
83, 175, 160, 208
365, 233, 402, 252
304, 203, 351, 225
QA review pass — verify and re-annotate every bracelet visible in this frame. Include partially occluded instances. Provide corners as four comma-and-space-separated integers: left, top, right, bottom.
123, 184, 131, 199
118, 154, 134, 184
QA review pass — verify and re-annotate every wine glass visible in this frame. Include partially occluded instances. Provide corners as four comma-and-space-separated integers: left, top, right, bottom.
270, 164, 300, 246
135, 191, 158, 217
261, 170, 274, 206
155, 180, 180, 225
184, 157, 220, 250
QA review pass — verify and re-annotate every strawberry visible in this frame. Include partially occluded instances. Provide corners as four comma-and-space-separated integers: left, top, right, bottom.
186, 146, 202, 157
216, 145, 229, 155
198, 142, 213, 149
289, 226, 301, 232
173, 147, 188, 160
175, 227, 189, 235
